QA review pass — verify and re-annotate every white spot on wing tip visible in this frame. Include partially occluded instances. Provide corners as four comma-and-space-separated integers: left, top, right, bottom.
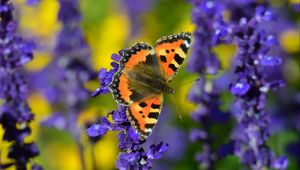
184, 40, 190, 48
145, 129, 152, 133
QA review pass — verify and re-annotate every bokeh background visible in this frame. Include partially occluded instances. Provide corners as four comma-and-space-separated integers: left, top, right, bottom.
0, 0, 299, 170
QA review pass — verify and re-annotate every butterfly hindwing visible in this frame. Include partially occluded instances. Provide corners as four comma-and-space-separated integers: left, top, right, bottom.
155, 32, 192, 81
126, 95, 163, 139
110, 43, 158, 105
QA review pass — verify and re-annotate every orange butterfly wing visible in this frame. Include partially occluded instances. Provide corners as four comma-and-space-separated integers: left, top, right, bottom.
155, 32, 192, 81
126, 95, 163, 140
110, 43, 156, 105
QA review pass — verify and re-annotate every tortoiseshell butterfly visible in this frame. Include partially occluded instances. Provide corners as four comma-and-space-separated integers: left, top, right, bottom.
110, 32, 192, 139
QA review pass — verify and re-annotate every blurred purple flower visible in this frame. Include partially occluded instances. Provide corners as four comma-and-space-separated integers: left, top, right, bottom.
221, 0, 271, 22
272, 156, 289, 169
229, 7, 287, 170
26, 0, 40, 6
121, 0, 156, 38
188, 1, 231, 169
0, 0, 41, 169
188, 77, 230, 169
27, 0, 95, 169
40, 113, 66, 130
188, 0, 229, 74
34, 0, 95, 133
292, 3, 300, 12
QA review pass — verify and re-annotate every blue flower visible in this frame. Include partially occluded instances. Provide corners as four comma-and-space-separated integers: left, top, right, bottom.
92, 53, 121, 97
230, 81, 250, 96
86, 118, 111, 137
272, 156, 288, 169
260, 56, 282, 66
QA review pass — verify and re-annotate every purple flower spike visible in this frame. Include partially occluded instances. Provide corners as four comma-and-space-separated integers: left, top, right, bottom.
92, 53, 121, 96
188, 1, 232, 169
230, 6, 287, 170
0, 0, 41, 168
188, 0, 229, 74
27, 1, 95, 168
260, 56, 282, 66
230, 82, 250, 96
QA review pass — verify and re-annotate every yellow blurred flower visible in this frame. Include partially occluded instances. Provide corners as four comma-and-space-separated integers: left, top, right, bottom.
25, 52, 52, 71
16, 0, 61, 41
85, 14, 129, 71
289, 0, 300, 4
280, 29, 300, 54
25, 92, 51, 142
77, 107, 99, 127
93, 133, 118, 170
45, 143, 82, 170
0, 125, 13, 169
213, 44, 237, 69
175, 15, 195, 33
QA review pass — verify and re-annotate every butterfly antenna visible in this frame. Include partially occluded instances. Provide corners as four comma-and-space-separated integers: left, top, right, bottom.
170, 94, 183, 123
176, 78, 201, 87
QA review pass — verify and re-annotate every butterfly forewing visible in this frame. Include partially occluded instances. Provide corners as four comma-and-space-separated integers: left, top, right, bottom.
155, 32, 192, 81
110, 42, 157, 105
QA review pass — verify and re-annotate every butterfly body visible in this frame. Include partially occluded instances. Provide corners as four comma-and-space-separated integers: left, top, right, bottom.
125, 56, 174, 95
109, 32, 192, 139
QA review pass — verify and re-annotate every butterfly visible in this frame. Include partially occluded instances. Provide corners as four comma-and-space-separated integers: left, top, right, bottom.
109, 32, 192, 140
